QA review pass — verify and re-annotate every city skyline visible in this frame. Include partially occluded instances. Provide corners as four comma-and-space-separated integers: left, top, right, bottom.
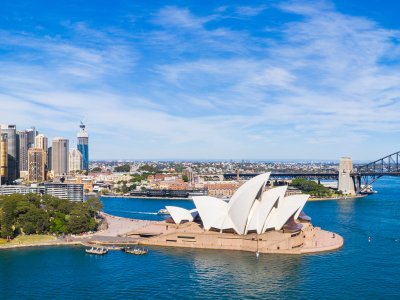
1, 1, 400, 160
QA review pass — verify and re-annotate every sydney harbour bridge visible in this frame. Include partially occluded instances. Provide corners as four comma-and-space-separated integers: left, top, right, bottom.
223, 151, 400, 194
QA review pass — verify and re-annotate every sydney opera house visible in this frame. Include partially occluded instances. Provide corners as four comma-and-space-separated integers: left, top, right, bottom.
132, 173, 343, 254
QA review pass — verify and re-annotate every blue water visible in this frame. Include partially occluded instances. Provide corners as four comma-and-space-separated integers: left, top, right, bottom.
1, 178, 400, 299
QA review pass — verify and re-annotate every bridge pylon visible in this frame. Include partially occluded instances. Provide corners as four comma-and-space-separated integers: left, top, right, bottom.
338, 157, 356, 195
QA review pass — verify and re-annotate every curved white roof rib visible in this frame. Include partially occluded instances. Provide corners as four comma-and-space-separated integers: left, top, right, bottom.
192, 196, 230, 231
246, 186, 288, 234
227, 173, 270, 234
165, 206, 195, 224
267, 194, 309, 230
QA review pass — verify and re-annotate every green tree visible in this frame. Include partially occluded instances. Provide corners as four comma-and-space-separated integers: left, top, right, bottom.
138, 164, 159, 173
114, 164, 131, 172
0, 197, 17, 238
86, 197, 103, 213
67, 207, 90, 234
182, 174, 189, 182
50, 214, 68, 234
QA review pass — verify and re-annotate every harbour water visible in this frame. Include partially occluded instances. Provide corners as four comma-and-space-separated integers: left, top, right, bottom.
1, 177, 400, 299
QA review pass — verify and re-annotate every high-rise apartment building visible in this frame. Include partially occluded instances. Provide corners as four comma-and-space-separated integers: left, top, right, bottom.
35, 134, 48, 166
47, 146, 52, 171
0, 133, 8, 184
35, 134, 48, 151
26, 127, 37, 149
1, 125, 17, 182
17, 130, 29, 172
52, 137, 69, 176
77, 122, 89, 171
28, 148, 46, 182
69, 148, 83, 172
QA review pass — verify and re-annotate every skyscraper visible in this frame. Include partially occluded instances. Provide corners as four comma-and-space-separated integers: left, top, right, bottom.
1, 125, 17, 182
26, 127, 37, 149
69, 148, 83, 172
35, 134, 48, 151
35, 134, 48, 167
52, 137, 69, 177
47, 146, 52, 171
17, 130, 29, 172
28, 148, 46, 182
77, 122, 89, 171
0, 133, 8, 184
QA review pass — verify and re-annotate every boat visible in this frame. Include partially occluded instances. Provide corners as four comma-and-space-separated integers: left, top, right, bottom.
85, 247, 108, 255
360, 185, 378, 195
157, 208, 169, 215
123, 247, 148, 255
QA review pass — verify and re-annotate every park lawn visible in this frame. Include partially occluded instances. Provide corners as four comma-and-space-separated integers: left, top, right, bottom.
0, 235, 56, 247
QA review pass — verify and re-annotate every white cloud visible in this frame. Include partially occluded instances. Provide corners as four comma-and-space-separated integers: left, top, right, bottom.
2, 2, 400, 160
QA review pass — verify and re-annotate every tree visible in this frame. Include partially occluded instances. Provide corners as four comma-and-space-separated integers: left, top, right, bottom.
0, 198, 17, 238
91, 167, 102, 172
114, 164, 131, 173
138, 164, 159, 173
86, 197, 103, 213
67, 207, 90, 234
0, 193, 101, 238
182, 174, 189, 182
291, 178, 332, 197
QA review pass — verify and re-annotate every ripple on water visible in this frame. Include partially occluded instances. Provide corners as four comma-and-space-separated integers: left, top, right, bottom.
1, 178, 400, 299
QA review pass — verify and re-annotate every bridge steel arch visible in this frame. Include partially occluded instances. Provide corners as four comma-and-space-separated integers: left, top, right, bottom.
353, 150, 400, 193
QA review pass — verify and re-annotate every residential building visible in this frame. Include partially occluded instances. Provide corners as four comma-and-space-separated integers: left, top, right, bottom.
0, 185, 44, 195
0, 133, 8, 184
17, 130, 29, 172
28, 148, 46, 182
1, 125, 17, 182
69, 148, 83, 172
44, 183, 84, 201
205, 181, 240, 198
26, 127, 37, 148
52, 137, 69, 176
0, 184, 83, 201
47, 146, 52, 171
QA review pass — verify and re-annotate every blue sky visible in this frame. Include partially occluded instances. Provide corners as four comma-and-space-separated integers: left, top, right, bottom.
1, 0, 400, 160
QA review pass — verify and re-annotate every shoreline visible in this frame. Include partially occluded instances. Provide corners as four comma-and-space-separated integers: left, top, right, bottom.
101, 195, 193, 201
0, 212, 344, 255
309, 194, 367, 201
0, 212, 343, 255
102, 194, 367, 202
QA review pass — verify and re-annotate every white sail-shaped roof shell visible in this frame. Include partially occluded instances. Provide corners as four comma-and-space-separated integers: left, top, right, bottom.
170, 172, 311, 235
166, 206, 196, 224
246, 186, 288, 234
227, 173, 270, 234
264, 194, 309, 230
192, 196, 232, 231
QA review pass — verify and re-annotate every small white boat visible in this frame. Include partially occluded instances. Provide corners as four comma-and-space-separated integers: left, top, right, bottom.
123, 247, 148, 255
157, 208, 169, 215
85, 247, 108, 255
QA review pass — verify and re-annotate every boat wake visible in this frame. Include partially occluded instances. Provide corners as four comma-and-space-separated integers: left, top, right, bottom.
107, 209, 158, 215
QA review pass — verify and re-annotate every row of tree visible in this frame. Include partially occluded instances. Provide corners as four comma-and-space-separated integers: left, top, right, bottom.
291, 178, 334, 197
0, 194, 103, 239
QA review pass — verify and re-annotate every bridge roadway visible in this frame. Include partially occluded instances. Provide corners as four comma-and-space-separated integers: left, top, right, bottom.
223, 172, 339, 180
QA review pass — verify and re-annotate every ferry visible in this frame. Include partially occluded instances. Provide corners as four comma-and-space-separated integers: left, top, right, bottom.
157, 208, 170, 215
85, 247, 108, 255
